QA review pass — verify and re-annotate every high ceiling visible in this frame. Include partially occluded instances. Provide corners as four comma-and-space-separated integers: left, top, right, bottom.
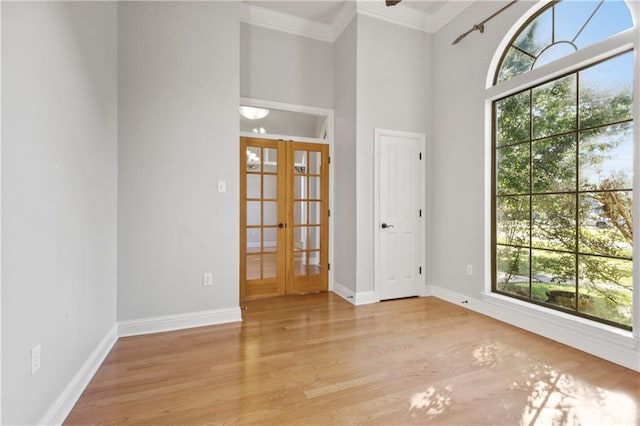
243, 1, 455, 27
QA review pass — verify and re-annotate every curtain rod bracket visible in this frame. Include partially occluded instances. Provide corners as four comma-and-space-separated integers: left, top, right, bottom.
452, 0, 518, 45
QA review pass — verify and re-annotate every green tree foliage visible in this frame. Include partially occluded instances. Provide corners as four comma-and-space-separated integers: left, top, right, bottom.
495, 56, 634, 327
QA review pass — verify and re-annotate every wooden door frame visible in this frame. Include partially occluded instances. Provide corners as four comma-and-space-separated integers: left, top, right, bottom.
373, 128, 426, 302
239, 97, 334, 297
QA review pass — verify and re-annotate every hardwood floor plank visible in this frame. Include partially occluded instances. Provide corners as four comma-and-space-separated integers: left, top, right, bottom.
65, 293, 639, 425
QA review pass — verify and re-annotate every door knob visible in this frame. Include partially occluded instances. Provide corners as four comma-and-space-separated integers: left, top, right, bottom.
278, 223, 285, 229
381, 223, 394, 229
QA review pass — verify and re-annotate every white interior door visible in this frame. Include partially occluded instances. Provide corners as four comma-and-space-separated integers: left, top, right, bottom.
375, 129, 424, 300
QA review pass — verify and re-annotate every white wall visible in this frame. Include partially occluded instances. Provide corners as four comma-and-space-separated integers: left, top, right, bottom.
117, 2, 240, 321
431, 1, 528, 296
240, 23, 333, 108
355, 15, 431, 295
333, 19, 358, 292
1, 2, 118, 424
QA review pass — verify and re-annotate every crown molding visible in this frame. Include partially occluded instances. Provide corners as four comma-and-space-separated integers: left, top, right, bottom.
332, 1, 358, 41
241, 1, 475, 43
240, 2, 333, 42
356, 1, 427, 33
425, 1, 475, 33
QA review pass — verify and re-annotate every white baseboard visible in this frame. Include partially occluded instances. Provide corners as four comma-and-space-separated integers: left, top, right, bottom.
354, 290, 378, 305
332, 281, 356, 304
426, 285, 640, 372
331, 284, 377, 306
118, 307, 243, 337
39, 324, 118, 426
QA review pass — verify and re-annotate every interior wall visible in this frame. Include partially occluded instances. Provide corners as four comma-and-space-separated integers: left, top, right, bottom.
240, 23, 333, 109
355, 15, 431, 295
430, 0, 555, 296
1, 2, 118, 424
117, 1, 240, 321
333, 18, 358, 292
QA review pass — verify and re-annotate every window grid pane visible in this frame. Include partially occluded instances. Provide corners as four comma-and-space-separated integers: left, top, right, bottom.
493, 51, 634, 330
495, 0, 633, 85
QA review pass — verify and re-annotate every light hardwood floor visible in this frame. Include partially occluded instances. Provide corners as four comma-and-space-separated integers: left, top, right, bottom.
65, 293, 639, 425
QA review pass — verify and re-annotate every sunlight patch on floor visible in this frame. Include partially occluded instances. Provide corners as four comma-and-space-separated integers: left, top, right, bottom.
408, 385, 453, 420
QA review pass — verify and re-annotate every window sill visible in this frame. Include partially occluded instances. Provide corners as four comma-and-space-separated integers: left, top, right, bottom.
481, 292, 637, 349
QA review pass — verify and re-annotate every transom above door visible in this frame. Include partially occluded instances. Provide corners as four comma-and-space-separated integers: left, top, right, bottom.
240, 137, 329, 300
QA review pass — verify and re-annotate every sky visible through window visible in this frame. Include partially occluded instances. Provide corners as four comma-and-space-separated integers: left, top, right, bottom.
496, 0, 634, 84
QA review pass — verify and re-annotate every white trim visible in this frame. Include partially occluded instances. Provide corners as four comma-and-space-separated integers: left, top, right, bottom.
374, 128, 426, 302
240, 2, 332, 42
354, 291, 378, 306
332, 1, 357, 41
118, 308, 242, 338
332, 282, 356, 304
241, 1, 472, 42
425, 1, 475, 34
239, 131, 327, 145
356, 2, 426, 33
38, 325, 118, 426
486, 29, 636, 99
427, 285, 640, 371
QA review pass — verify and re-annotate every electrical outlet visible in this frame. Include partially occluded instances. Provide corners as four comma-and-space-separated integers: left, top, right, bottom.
31, 344, 41, 375
466, 264, 473, 276
217, 180, 226, 193
203, 273, 213, 286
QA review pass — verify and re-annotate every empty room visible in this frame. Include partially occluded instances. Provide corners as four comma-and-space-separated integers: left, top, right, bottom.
1, 0, 639, 424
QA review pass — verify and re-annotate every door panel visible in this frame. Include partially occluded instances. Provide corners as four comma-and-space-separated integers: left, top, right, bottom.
377, 132, 423, 300
287, 142, 329, 295
241, 138, 328, 300
240, 138, 286, 299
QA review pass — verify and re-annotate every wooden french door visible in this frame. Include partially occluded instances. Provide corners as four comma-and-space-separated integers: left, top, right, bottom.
240, 137, 329, 300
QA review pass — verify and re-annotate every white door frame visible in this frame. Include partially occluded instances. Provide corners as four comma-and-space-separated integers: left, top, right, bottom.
373, 128, 426, 301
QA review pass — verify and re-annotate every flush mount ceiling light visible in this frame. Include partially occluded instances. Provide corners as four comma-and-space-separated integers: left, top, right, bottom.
239, 106, 270, 120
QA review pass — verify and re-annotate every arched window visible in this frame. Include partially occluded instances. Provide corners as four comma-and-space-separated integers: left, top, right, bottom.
491, 0, 635, 329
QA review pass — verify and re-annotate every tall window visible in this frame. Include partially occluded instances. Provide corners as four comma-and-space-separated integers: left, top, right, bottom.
492, 0, 635, 329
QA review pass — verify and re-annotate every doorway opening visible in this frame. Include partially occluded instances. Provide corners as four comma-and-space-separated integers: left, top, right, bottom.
240, 138, 329, 299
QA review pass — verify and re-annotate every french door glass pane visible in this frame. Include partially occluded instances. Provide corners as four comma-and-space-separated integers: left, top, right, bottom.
247, 174, 261, 199
246, 254, 261, 280
294, 151, 307, 173
247, 228, 260, 253
294, 226, 307, 250
263, 201, 277, 226
246, 147, 261, 172
308, 202, 321, 225
294, 252, 307, 276
247, 201, 261, 226
309, 177, 321, 199
264, 148, 277, 171
263, 227, 277, 252
262, 253, 277, 279
308, 227, 321, 250
294, 202, 307, 225
263, 174, 277, 199
294, 176, 306, 199
308, 251, 321, 275
308, 151, 321, 174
